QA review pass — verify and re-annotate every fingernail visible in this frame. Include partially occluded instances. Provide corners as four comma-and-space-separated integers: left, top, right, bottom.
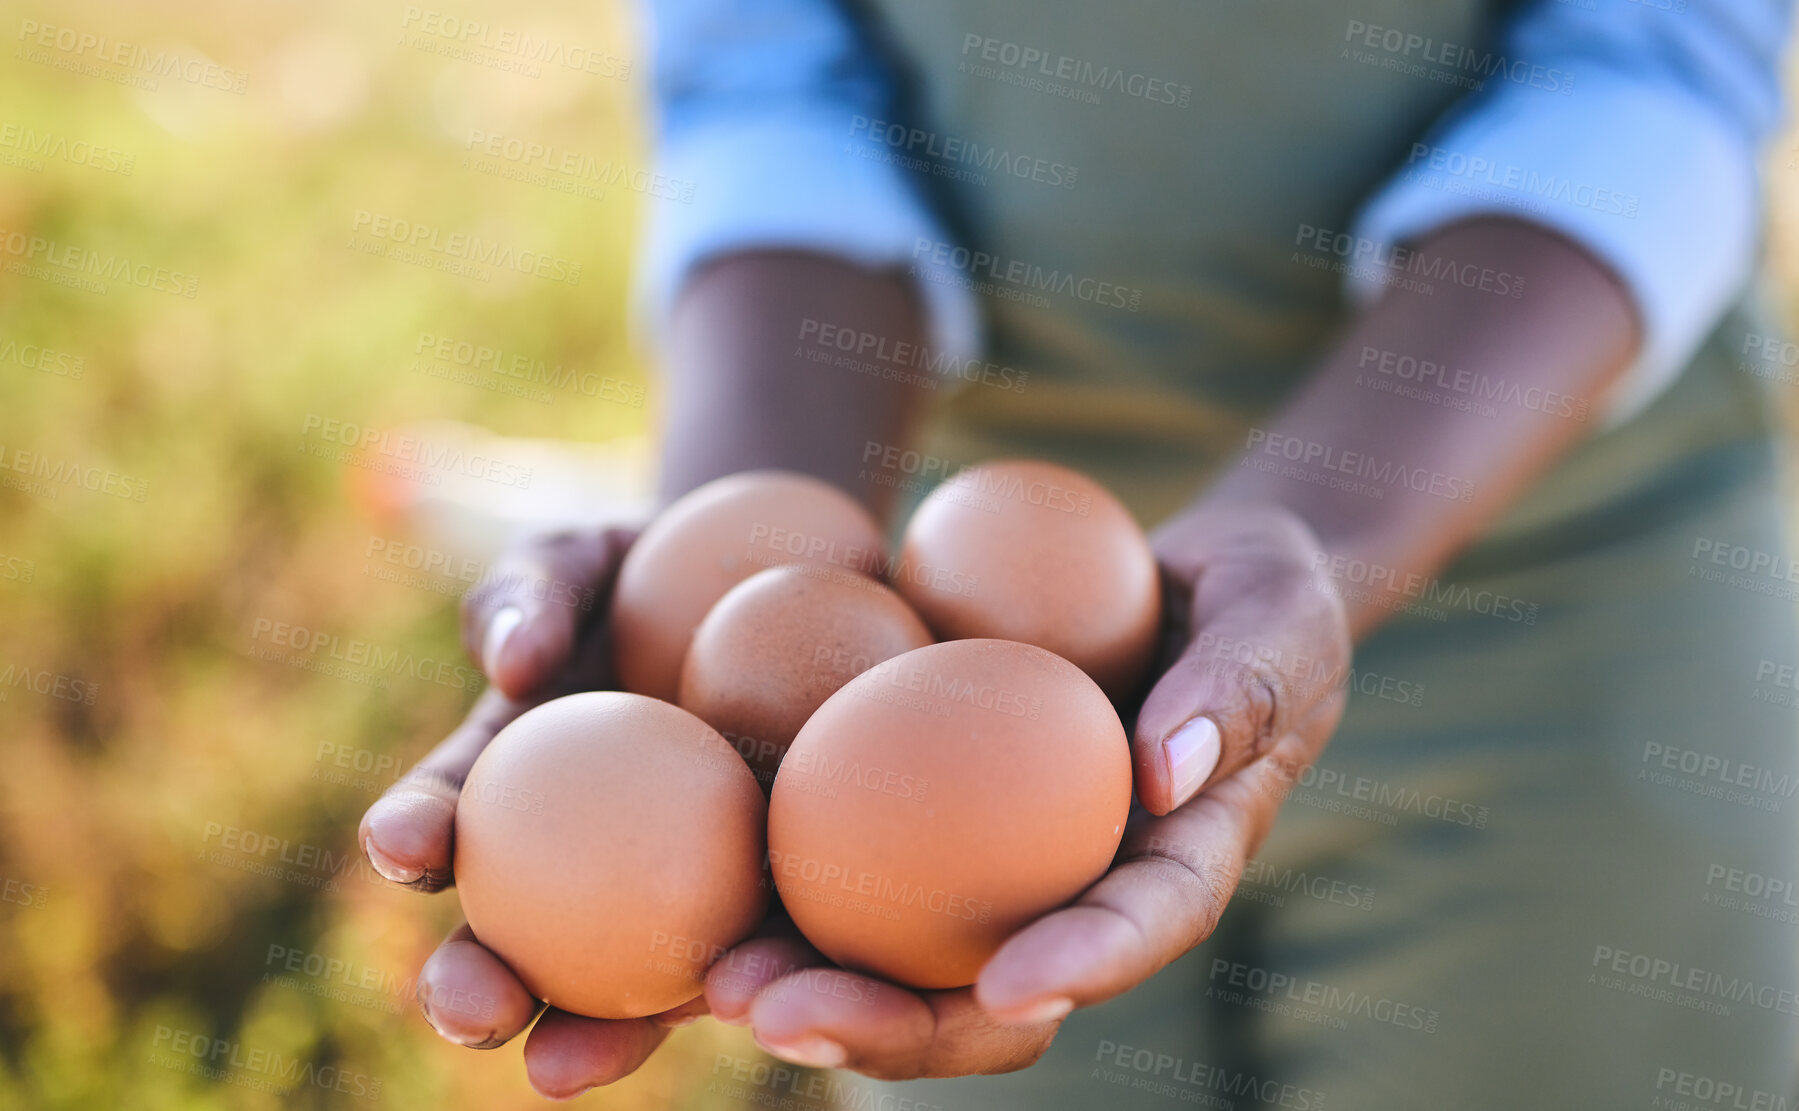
714, 1011, 749, 1028
653, 1013, 699, 1029
754, 1032, 847, 1069
993, 995, 1074, 1026
363, 834, 423, 885
1163, 717, 1221, 809
418, 994, 485, 1046
483, 606, 525, 678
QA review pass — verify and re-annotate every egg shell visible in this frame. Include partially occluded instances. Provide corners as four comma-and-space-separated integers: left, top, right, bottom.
612, 471, 887, 701
454, 692, 768, 1019
894, 459, 1160, 701
768, 639, 1131, 989
679, 564, 935, 789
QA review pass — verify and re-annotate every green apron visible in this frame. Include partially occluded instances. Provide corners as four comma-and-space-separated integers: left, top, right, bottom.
823, 1, 1799, 1107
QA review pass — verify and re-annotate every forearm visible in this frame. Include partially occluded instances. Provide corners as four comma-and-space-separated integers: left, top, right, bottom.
658, 251, 932, 515
1205, 217, 1641, 640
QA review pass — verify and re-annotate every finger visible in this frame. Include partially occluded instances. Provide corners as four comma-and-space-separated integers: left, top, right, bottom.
750, 973, 1058, 1080
462, 525, 636, 699
649, 994, 710, 1029
705, 932, 829, 1027
522, 1008, 669, 1100
415, 922, 541, 1048
358, 687, 526, 891
979, 692, 1344, 1023
1136, 511, 1350, 814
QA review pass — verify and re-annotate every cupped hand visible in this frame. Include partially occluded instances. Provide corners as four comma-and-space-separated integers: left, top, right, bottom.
362, 502, 1351, 1092
712, 501, 1352, 1078
358, 524, 694, 1100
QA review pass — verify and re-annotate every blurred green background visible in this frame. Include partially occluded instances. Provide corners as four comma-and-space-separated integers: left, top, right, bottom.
1, 1, 1797, 1108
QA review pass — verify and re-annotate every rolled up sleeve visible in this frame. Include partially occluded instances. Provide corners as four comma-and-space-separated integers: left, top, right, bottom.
1346, 0, 1791, 426
636, 0, 981, 362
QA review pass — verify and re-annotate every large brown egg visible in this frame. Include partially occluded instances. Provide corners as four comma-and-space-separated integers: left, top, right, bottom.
612, 471, 886, 701
893, 459, 1160, 701
454, 692, 768, 1019
768, 639, 1131, 989
679, 564, 934, 789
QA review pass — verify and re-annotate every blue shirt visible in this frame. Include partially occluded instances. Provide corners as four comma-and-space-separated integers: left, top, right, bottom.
638, 0, 1791, 425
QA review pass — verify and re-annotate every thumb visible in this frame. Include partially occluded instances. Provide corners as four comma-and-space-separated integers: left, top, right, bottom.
1132, 547, 1348, 817
461, 525, 636, 699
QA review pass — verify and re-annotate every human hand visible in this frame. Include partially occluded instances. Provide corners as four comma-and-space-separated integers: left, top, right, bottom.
706, 501, 1352, 1078
357, 524, 706, 1099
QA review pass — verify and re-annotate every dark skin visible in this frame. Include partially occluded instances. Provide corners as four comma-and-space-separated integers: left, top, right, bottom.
359, 216, 1637, 1097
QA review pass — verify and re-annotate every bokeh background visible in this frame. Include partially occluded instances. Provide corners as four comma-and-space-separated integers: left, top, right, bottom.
1, 1, 1797, 1108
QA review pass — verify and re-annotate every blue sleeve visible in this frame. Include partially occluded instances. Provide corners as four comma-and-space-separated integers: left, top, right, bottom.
635, 0, 980, 361
1347, 0, 1791, 425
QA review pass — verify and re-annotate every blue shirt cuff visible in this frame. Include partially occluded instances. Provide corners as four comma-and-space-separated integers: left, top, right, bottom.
1347, 69, 1761, 428
635, 109, 983, 367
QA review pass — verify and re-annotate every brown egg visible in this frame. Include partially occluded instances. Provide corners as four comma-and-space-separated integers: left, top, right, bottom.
893, 459, 1160, 701
678, 564, 934, 789
612, 471, 886, 701
768, 639, 1131, 989
454, 692, 768, 1019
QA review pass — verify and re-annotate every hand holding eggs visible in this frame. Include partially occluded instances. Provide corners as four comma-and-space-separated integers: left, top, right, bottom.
446, 463, 1161, 1017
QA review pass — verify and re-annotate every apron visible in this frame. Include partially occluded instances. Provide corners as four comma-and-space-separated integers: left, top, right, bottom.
813, 2, 1799, 1106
